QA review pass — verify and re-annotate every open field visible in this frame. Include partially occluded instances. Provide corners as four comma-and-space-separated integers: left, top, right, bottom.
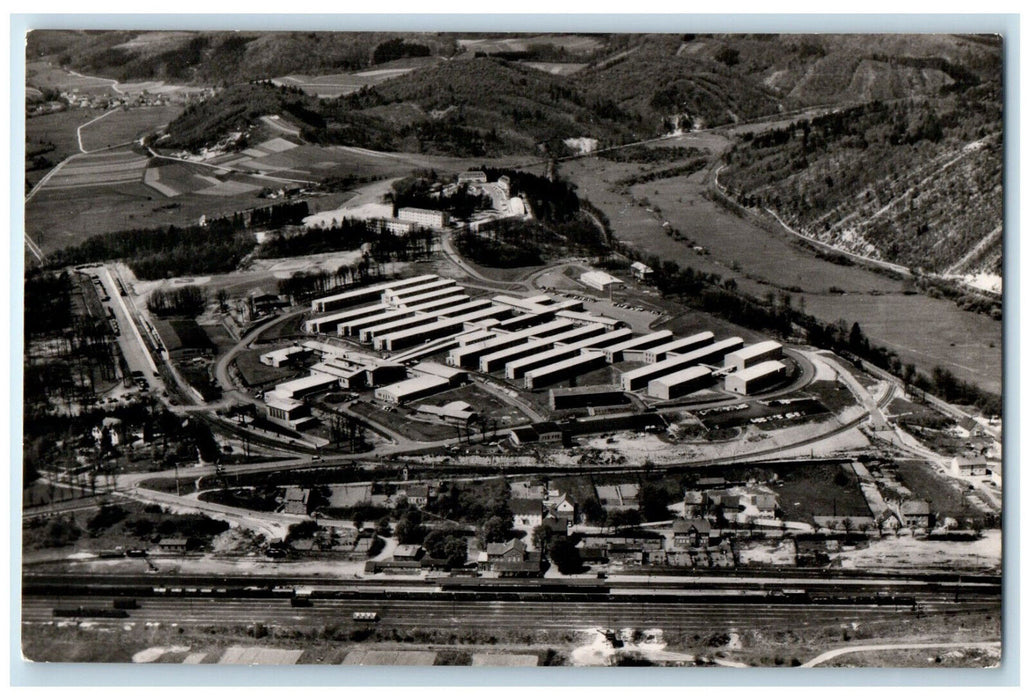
26, 61, 117, 95
79, 104, 183, 152
41, 150, 148, 191
457, 35, 604, 54
25, 108, 107, 188
273, 59, 440, 98
523, 62, 588, 75
560, 143, 1002, 394
24, 182, 266, 255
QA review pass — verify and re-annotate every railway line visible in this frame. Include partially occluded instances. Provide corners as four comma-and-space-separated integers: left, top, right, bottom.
22, 594, 996, 634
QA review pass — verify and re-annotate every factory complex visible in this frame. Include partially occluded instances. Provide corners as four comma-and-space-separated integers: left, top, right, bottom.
258, 274, 791, 433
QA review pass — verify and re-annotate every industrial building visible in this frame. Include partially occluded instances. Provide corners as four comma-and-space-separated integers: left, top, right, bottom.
394, 286, 464, 308
415, 400, 478, 425
398, 207, 449, 229
342, 308, 415, 337
436, 298, 500, 318
579, 270, 624, 295
360, 312, 433, 343
259, 345, 312, 368
375, 306, 504, 352
264, 392, 312, 429
506, 344, 586, 380
571, 327, 635, 349
620, 337, 743, 391
404, 294, 471, 314
646, 366, 714, 400
310, 274, 437, 313
724, 360, 787, 395
457, 329, 496, 346
385, 278, 458, 304
374, 374, 452, 404
555, 310, 623, 329
480, 337, 556, 373
305, 303, 388, 335
643, 331, 715, 364
412, 361, 468, 386
604, 330, 674, 362
524, 350, 607, 390
549, 385, 629, 411
271, 372, 339, 400
447, 319, 575, 368
724, 340, 784, 372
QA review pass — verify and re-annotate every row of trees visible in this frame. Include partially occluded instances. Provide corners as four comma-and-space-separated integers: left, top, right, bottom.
146, 285, 206, 318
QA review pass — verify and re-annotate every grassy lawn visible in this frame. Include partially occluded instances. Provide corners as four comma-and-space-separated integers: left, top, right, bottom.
255, 313, 308, 343
233, 348, 300, 388
894, 460, 975, 520
774, 462, 871, 524
25, 108, 106, 187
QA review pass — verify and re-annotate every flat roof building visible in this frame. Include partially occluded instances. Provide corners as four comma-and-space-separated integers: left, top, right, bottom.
646, 366, 714, 400
549, 385, 629, 411
480, 337, 555, 373
398, 207, 449, 229
375, 306, 505, 352
385, 278, 458, 304
579, 270, 624, 294
305, 303, 388, 335
311, 275, 437, 314
259, 345, 312, 368
571, 327, 635, 349
604, 330, 674, 362
643, 331, 715, 364
556, 310, 623, 329
525, 350, 607, 390
404, 294, 471, 314
413, 361, 468, 386
273, 371, 339, 400
724, 360, 787, 395
620, 337, 743, 391
360, 312, 434, 343
724, 340, 784, 372
447, 319, 574, 368
374, 374, 451, 404
343, 308, 415, 338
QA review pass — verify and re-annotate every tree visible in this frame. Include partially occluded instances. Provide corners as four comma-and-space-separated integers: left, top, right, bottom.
375, 517, 391, 536
393, 511, 425, 545
532, 523, 554, 550
478, 515, 510, 546
547, 536, 583, 575
581, 497, 605, 526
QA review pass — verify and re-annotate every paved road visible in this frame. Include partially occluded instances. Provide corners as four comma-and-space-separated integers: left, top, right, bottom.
801, 640, 1001, 668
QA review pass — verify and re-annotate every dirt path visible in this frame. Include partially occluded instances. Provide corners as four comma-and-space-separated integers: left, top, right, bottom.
801, 640, 1000, 667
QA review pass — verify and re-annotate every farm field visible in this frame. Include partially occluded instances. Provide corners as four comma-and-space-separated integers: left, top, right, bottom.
560, 143, 1002, 395
78, 104, 183, 152
272, 59, 438, 98
41, 149, 148, 191
25, 107, 107, 188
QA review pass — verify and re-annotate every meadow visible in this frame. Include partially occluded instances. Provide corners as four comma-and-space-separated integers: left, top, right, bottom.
561, 144, 1002, 395
78, 104, 183, 152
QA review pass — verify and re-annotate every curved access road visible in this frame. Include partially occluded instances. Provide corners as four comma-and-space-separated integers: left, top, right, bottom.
801, 640, 1000, 668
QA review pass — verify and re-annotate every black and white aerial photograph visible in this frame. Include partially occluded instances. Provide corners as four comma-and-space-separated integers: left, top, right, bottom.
19, 24, 1007, 671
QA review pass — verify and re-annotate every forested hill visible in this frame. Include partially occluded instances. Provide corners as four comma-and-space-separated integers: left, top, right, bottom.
575, 33, 1001, 131
719, 83, 1003, 278
28, 31, 459, 83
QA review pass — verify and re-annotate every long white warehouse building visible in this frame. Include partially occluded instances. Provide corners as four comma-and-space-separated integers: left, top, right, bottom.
311, 274, 437, 313
647, 366, 714, 400
725, 360, 787, 395
305, 303, 388, 334
604, 330, 674, 362
724, 340, 784, 372
525, 350, 607, 390
643, 331, 715, 364
620, 337, 744, 391
447, 319, 575, 368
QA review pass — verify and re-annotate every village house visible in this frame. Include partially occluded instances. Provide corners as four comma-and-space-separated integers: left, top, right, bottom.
951, 454, 990, 477
901, 499, 933, 530
672, 518, 712, 549
479, 538, 543, 577
511, 498, 545, 530
282, 487, 311, 516
393, 544, 425, 562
